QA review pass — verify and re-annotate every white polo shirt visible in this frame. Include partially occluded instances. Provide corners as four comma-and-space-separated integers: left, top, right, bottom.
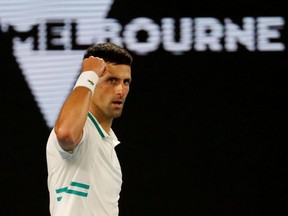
46, 112, 122, 216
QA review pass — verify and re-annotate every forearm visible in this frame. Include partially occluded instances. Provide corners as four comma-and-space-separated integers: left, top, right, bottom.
54, 56, 105, 151
55, 87, 92, 151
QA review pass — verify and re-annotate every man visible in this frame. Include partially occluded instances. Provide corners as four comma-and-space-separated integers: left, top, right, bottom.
46, 42, 133, 216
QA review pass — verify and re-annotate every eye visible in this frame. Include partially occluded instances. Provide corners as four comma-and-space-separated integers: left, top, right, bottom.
108, 78, 117, 84
124, 79, 131, 86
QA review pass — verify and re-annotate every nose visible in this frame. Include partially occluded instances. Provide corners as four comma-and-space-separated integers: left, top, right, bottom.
115, 82, 126, 96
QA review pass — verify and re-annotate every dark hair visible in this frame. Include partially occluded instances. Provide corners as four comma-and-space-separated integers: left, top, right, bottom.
83, 42, 133, 66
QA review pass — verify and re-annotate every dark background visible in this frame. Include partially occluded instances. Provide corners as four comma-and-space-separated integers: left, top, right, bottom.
1, 0, 287, 215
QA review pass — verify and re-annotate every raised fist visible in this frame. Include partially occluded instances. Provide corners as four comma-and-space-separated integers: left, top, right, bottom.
81, 56, 106, 77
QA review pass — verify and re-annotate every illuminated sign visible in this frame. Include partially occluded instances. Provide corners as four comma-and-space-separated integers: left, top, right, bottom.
0, 0, 286, 127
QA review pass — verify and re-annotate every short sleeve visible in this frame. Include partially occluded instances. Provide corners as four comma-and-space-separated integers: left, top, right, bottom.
53, 124, 88, 160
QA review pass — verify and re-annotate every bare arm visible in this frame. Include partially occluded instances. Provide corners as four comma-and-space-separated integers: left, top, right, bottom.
54, 56, 105, 152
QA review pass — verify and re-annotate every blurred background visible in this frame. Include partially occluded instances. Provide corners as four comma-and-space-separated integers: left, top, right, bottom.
1, 0, 287, 215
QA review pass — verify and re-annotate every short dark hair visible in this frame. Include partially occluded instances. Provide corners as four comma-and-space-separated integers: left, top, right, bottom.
83, 42, 133, 66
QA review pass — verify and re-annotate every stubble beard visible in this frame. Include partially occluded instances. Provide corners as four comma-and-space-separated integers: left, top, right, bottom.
111, 108, 123, 119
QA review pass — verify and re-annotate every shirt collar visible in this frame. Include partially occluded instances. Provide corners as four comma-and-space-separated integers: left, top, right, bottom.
88, 112, 106, 138
88, 112, 120, 147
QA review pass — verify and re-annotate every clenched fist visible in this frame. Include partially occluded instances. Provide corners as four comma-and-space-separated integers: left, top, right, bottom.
81, 56, 106, 77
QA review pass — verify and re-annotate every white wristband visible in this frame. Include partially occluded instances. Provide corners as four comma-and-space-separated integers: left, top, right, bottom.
73, 71, 99, 94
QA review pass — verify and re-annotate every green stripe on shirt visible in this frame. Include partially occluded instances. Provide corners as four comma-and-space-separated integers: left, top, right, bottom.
88, 112, 105, 138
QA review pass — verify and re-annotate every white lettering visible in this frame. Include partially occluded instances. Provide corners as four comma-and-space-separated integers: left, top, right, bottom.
194, 18, 223, 51
161, 18, 193, 54
257, 17, 285, 51
225, 17, 255, 51
123, 18, 161, 54
96, 19, 123, 45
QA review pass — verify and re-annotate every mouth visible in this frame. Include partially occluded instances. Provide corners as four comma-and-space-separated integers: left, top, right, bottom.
112, 100, 123, 108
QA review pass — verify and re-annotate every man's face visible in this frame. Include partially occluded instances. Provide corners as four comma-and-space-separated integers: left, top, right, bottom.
92, 63, 132, 120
